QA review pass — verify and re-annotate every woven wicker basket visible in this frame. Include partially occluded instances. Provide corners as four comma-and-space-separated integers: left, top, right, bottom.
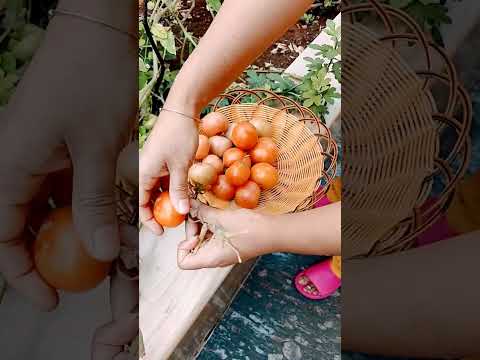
197, 89, 338, 215
343, 0, 472, 258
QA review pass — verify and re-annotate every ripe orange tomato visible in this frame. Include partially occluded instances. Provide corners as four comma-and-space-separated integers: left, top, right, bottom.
223, 148, 247, 168
235, 181, 261, 209
34, 207, 111, 292
231, 122, 258, 150
201, 111, 229, 137
250, 138, 278, 165
153, 192, 186, 227
251, 163, 279, 190
212, 175, 236, 201
195, 135, 210, 160
226, 160, 251, 186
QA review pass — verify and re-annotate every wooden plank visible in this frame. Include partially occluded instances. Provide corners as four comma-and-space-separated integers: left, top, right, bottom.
139, 226, 236, 359
171, 258, 257, 360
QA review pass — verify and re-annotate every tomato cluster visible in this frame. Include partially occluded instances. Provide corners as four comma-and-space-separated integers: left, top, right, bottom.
190, 111, 279, 210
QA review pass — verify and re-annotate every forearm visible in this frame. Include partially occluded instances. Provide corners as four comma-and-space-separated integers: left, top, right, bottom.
342, 230, 480, 358
166, 0, 314, 114
265, 202, 341, 256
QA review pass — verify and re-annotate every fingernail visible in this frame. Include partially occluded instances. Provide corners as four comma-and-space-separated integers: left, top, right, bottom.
178, 199, 190, 214
92, 225, 120, 261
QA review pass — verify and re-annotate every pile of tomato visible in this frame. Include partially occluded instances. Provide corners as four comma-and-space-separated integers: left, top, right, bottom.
190, 111, 279, 209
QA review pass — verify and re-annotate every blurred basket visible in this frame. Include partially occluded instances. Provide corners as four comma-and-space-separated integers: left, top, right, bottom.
199, 89, 338, 215
342, 0, 472, 258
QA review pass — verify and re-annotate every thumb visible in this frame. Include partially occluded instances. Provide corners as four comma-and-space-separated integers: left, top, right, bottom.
72, 152, 119, 262
168, 162, 190, 215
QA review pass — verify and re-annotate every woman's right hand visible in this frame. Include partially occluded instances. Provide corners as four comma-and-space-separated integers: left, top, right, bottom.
139, 108, 199, 235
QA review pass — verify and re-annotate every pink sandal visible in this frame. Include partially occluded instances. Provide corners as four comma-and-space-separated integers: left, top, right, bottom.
295, 258, 341, 300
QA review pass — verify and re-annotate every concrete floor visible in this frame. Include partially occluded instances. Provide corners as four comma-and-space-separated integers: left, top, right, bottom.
198, 254, 340, 360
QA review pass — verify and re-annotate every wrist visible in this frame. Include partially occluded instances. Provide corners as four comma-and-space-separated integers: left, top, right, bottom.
262, 214, 290, 254
254, 213, 285, 255
163, 91, 202, 120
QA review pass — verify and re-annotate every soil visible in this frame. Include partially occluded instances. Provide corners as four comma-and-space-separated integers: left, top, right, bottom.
179, 0, 329, 70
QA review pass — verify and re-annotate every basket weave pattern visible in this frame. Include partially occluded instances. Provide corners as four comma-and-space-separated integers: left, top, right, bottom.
343, 0, 472, 258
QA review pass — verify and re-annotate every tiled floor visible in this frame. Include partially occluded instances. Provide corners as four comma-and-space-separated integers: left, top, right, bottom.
197, 254, 340, 360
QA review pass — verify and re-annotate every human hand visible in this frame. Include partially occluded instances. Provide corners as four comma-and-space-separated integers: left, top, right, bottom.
92, 226, 138, 360
0, 13, 136, 310
177, 200, 277, 269
92, 314, 139, 360
139, 109, 199, 235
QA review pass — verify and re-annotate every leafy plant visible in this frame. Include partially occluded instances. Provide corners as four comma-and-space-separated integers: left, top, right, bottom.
386, 0, 453, 46
300, 19, 341, 117
0, 1, 45, 106
301, 13, 316, 25
245, 70, 299, 97
139, 0, 197, 147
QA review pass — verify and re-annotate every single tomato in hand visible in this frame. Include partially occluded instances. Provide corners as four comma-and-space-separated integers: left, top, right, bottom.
231, 121, 258, 150
251, 163, 279, 190
195, 134, 210, 160
226, 160, 251, 186
201, 111, 228, 137
34, 207, 111, 292
235, 181, 261, 209
212, 175, 236, 201
153, 192, 186, 227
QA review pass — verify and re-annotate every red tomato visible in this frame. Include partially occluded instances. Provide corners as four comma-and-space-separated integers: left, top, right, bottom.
34, 207, 111, 292
153, 192, 186, 227
226, 160, 251, 186
212, 175, 236, 201
231, 122, 258, 150
235, 181, 261, 209
195, 135, 210, 160
251, 163, 279, 190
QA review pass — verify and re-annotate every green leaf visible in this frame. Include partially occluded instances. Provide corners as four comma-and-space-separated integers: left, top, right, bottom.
11, 25, 45, 62
332, 62, 342, 82
303, 98, 314, 108
139, 71, 149, 89
1, 52, 16, 73
206, 0, 222, 15
151, 24, 176, 56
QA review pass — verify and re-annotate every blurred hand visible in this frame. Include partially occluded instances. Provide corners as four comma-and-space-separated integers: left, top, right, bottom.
139, 110, 198, 235
0, 14, 136, 310
92, 312, 138, 360
92, 226, 139, 360
177, 200, 275, 269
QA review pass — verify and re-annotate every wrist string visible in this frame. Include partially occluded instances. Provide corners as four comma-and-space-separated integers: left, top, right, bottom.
160, 108, 201, 122
53, 8, 138, 41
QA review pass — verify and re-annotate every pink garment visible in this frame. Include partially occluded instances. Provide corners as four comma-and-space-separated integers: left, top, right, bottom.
415, 198, 458, 247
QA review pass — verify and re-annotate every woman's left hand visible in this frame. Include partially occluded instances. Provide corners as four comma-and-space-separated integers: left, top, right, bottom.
177, 200, 276, 269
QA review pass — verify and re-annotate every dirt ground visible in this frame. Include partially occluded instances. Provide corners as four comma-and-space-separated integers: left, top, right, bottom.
179, 0, 329, 70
